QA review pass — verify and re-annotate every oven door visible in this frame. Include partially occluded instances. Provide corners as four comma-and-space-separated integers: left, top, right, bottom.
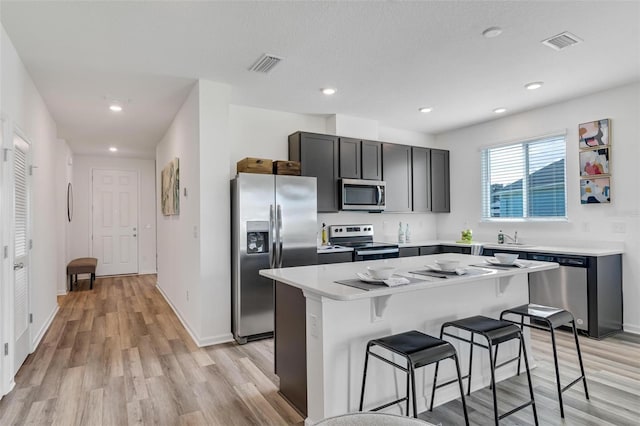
341, 179, 386, 211
354, 248, 399, 261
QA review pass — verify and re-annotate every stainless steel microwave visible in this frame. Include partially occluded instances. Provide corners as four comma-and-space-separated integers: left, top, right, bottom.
340, 179, 386, 211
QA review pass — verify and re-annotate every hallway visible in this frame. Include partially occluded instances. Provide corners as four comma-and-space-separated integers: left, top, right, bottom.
0, 275, 302, 425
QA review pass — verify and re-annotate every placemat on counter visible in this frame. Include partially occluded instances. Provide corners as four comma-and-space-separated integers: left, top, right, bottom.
410, 268, 487, 278
334, 276, 425, 291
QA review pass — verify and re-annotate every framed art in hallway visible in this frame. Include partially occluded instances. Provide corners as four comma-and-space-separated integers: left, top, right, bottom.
580, 177, 611, 204
579, 147, 610, 176
161, 157, 180, 215
579, 118, 610, 149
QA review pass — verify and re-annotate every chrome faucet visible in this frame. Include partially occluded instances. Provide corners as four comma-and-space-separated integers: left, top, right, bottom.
503, 231, 518, 244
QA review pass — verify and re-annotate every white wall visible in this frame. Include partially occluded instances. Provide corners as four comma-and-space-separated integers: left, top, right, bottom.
1, 26, 62, 392
70, 155, 157, 276
156, 82, 202, 343
54, 140, 72, 294
435, 82, 640, 333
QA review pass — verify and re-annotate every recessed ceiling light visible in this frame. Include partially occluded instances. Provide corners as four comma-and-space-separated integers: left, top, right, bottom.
321, 88, 337, 95
109, 104, 122, 112
418, 107, 433, 113
525, 81, 544, 90
482, 27, 503, 38
109, 147, 118, 152
493, 107, 507, 114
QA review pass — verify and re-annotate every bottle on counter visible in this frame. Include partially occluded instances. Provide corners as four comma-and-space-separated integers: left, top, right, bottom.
405, 223, 411, 243
398, 222, 405, 244
498, 229, 504, 244
321, 223, 328, 245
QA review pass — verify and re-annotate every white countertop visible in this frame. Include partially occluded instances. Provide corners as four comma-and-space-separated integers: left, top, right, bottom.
260, 253, 558, 301
388, 240, 623, 256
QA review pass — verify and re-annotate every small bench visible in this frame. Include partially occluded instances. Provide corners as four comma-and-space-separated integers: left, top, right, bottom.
67, 257, 97, 291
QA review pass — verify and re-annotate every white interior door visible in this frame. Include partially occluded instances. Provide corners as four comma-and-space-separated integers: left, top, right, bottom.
13, 135, 30, 373
92, 169, 138, 276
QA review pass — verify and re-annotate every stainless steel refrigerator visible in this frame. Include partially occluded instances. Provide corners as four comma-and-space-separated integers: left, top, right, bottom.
231, 173, 318, 344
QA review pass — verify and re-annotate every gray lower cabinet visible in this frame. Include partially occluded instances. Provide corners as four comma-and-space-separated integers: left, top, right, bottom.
289, 132, 339, 212
430, 149, 450, 212
339, 137, 361, 179
399, 247, 419, 257
318, 252, 353, 264
412, 147, 432, 212
419, 245, 442, 255
362, 140, 382, 180
441, 245, 471, 254
383, 143, 412, 212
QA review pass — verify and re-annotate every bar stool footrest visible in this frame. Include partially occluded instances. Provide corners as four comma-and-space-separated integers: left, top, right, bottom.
562, 375, 586, 393
370, 398, 408, 412
498, 401, 534, 420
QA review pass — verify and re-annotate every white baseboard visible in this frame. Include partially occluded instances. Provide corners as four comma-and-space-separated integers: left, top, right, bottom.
155, 282, 233, 348
139, 269, 157, 275
57, 290, 68, 296
1, 380, 16, 399
31, 304, 59, 352
624, 324, 640, 335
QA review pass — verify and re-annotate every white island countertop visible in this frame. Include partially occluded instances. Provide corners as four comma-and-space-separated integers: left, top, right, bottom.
260, 253, 558, 301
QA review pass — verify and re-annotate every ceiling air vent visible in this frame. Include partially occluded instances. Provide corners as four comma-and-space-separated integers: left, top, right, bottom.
248, 54, 283, 73
541, 31, 583, 51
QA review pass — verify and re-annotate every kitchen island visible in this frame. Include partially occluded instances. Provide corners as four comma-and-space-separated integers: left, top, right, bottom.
260, 253, 558, 425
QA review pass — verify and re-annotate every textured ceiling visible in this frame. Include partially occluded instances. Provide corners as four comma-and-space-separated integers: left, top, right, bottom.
2, 1, 639, 158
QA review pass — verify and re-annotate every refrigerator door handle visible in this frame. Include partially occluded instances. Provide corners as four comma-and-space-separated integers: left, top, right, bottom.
269, 204, 276, 268
277, 204, 283, 268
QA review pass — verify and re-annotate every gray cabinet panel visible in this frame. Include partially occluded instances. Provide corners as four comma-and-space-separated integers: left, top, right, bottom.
382, 143, 412, 212
339, 137, 361, 179
412, 147, 432, 212
289, 132, 339, 212
318, 252, 353, 264
362, 140, 382, 180
399, 247, 419, 258
441, 245, 471, 254
431, 149, 450, 212
419, 246, 441, 255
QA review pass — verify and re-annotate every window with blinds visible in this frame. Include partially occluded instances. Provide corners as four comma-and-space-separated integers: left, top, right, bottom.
481, 134, 566, 220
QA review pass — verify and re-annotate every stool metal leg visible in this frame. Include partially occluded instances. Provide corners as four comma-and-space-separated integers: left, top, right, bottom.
517, 315, 524, 375
519, 332, 539, 426
359, 345, 371, 411
453, 354, 470, 426
466, 333, 474, 396
406, 365, 410, 416
409, 364, 417, 418
572, 320, 590, 400
487, 337, 499, 426
549, 325, 565, 418
429, 360, 440, 411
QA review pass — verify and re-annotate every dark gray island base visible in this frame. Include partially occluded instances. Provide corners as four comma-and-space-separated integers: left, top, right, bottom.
275, 281, 307, 416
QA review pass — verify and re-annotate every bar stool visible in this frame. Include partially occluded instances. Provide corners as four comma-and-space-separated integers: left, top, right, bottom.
435, 315, 538, 426
359, 330, 469, 424
500, 304, 589, 418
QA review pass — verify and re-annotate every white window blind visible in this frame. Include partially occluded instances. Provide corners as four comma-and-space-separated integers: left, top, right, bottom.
14, 144, 28, 257
481, 134, 566, 219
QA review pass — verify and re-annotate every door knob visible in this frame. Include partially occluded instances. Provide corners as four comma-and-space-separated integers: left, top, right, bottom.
13, 263, 24, 270
133, 234, 137, 237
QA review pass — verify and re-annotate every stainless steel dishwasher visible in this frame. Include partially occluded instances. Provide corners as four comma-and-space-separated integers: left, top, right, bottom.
528, 253, 589, 331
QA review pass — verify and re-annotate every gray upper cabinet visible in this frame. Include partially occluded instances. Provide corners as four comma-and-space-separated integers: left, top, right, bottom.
430, 149, 450, 212
339, 137, 361, 179
289, 132, 339, 212
339, 138, 382, 181
382, 143, 412, 212
362, 140, 383, 180
411, 147, 431, 212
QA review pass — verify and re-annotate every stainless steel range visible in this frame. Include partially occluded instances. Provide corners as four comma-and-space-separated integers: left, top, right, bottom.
328, 224, 399, 261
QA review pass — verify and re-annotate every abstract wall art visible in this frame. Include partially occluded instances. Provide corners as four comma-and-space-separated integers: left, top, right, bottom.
579, 119, 610, 149
579, 147, 610, 176
580, 177, 610, 204
161, 157, 180, 215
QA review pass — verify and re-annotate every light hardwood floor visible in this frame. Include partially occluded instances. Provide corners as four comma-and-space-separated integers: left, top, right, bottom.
0, 274, 638, 425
